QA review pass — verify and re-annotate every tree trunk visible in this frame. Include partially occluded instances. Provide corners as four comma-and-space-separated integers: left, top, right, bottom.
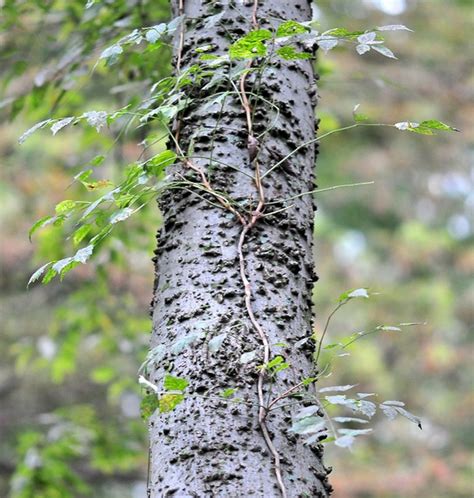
148, 1, 332, 496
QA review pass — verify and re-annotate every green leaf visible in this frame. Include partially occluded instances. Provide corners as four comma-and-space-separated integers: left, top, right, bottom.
73, 245, 94, 264
50, 117, 75, 135
29, 215, 55, 240
276, 21, 309, 38
229, 29, 272, 59
352, 104, 369, 123
377, 24, 413, 32
338, 287, 370, 301
319, 384, 357, 393
99, 44, 123, 65
159, 393, 184, 413
27, 263, 51, 287
140, 394, 160, 420
55, 200, 77, 214
72, 225, 91, 246
163, 374, 188, 392
267, 356, 284, 369
290, 416, 326, 435
42, 266, 57, 284
276, 46, 311, 60
418, 119, 458, 132
90, 155, 106, 167
220, 388, 236, 398
146, 150, 177, 176
110, 207, 134, 224
145, 23, 166, 44
18, 119, 51, 144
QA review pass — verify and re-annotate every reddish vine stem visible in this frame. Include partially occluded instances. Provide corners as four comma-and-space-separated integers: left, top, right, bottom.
235, 2, 288, 497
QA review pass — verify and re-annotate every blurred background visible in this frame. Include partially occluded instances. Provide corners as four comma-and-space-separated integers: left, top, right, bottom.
0, 0, 472, 497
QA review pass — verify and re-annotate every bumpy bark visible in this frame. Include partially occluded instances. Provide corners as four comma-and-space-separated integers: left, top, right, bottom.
148, 1, 332, 496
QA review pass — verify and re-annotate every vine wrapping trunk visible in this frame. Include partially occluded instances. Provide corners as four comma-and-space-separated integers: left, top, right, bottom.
148, 0, 332, 495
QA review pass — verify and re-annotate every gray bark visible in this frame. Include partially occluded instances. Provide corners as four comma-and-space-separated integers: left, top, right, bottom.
148, 1, 332, 496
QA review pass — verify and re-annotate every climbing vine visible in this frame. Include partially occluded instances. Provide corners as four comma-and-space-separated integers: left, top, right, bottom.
17, 3, 458, 496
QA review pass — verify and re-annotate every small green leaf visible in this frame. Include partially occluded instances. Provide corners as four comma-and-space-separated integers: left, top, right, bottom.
276, 46, 311, 60
55, 200, 77, 215
146, 23, 166, 44
29, 215, 55, 240
220, 388, 236, 398
276, 20, 309, 38
90, 154, 106, 166
159, 393, 184, 413
42, 266, 57, 284
146, 150, 177, 176
73, 245, 94, 264
18, 119, 51, 144
110, 207, 134, 224
27, 263, 51, 287
140, 394, 160, 420
290, 416, 326, 435
50, 117, 74, 135
229, 29, 272, 59
163, 374, 188, 392
72, 225, 92, 246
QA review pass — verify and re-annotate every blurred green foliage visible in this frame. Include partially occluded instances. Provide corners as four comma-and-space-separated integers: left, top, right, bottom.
0, 0, 472, 497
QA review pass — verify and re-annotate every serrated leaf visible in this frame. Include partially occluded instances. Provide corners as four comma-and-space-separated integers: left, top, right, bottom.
71, 245, 93, 264
319, 384, 357, 393
357, 32, 377, 44
240, 351, 257, 364
99, 44, 123, 63
290, 416, 326, 435
267, 356, 284, 369
333, 416, 369, 424
356, 44, 371, 55
29, 215, 55, 240
110, 207, 134, 224
229, 29, 272, 59
146, 150, 177, 176
27, 263, 51, 287
276, 46, 311, 60
381, 400, 405, 407
159, 393, 184, 413
294, 405, 319, 420
72, 225, 92, 246
163, 374, 188, 392
348, 288, 369, 299
208, 333, 227, 353
55, 200, 77, 214
140, 394, 160, 420
42, 266, 57, 284
19, 119, 51, 144
146, 23, 166, 44
50, 117, 74, 135
52, 257, 74, 274
318, 38, 338, 52
378, 24, 413, 32
372, 45, 397, 59
276, 20, 309, 38
82, 111, 108, 132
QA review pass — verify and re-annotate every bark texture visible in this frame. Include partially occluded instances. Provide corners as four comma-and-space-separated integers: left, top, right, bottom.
149, 1, 332, 496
